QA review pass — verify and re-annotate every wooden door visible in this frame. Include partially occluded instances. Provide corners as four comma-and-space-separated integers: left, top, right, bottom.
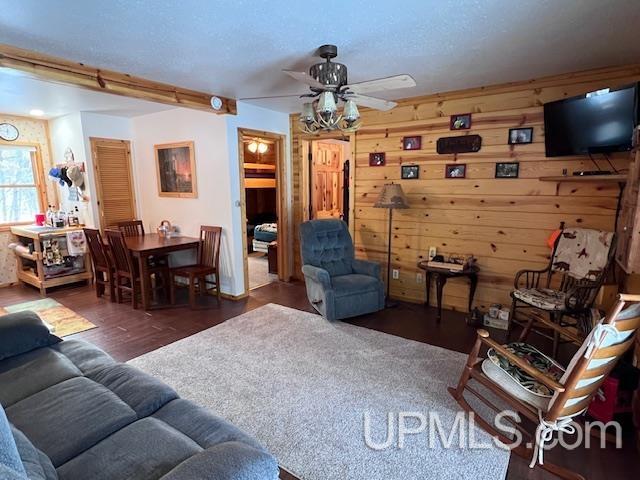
311, 141, 344, 219
91, 138, 137, 229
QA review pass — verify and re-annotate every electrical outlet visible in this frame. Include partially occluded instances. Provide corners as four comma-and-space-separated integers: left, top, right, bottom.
428, 246, 437, 260
392, 269, 399, 280
416, 272, 423, 283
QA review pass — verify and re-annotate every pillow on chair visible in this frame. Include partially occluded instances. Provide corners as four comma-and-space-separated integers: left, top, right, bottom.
482, 342, 565, 410
0, 311, 61, 361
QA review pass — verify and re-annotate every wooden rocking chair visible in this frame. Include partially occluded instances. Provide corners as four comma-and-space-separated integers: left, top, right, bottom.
449, 294, 640, 480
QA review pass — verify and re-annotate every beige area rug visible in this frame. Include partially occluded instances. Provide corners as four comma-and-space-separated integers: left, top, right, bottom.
0, 298, 96, 337
129, 303, 510, 480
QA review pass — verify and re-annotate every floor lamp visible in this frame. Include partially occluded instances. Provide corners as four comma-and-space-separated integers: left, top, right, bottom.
374, 183, 409, 307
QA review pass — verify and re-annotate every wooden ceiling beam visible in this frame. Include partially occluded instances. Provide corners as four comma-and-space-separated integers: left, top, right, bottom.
0, 44, 236, 115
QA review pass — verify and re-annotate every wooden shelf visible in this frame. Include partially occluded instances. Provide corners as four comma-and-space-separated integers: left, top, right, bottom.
539, 174, 627, 183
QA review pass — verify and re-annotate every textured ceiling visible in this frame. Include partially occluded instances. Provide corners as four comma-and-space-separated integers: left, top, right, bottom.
1, 0, 639, 113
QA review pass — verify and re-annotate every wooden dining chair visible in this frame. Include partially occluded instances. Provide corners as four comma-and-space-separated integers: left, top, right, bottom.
449, 294, 640, 479
117, 220, 145, 237
105, 229, 140, 308
84, 228, 115, 301
170, 226, 222, 309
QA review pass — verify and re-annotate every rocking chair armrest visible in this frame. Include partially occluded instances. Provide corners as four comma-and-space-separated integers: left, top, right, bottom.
564, 281, 600, 310
513, 267, 550, 289
477, 330, 566, 393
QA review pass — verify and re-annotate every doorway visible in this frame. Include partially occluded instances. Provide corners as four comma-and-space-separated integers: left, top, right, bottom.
237, 129, 289, 293
301, 137, 353, 227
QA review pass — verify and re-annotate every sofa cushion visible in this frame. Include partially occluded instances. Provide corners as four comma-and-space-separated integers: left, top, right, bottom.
56, 417, 201, 480
6, 377, 137, 466
482, 342, 565, 410
50, 340, 115, 374
152, 399, 266, 451
0, 311, 61, 361
0, 348, 82, 407
1, 403, 27, 478
160, 441, 280, 480
87, 364, 178, 417
11, 426, 57, 480
332, 274, 381, 297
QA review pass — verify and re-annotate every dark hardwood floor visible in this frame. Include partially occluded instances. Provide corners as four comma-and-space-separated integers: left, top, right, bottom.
0, 281, 637, 479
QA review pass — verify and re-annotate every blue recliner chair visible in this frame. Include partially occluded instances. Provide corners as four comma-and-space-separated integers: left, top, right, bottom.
299, 219, 385, 321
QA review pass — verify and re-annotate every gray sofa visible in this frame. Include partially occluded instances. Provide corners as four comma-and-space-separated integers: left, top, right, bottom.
0, 311, 279, 480
299, 219, 385, 321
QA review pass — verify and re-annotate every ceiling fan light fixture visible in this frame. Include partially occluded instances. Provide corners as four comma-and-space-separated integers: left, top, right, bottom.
316, 92, 337, 115
342, 99, 360, 122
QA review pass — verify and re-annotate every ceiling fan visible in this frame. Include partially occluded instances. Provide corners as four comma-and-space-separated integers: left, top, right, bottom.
241, 45, 416, 133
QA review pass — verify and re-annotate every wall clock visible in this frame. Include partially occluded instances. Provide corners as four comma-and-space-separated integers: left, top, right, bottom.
0, 123, 19, 141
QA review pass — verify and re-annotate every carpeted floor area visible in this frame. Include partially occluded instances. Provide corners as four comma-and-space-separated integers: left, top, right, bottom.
0, 298, 96, 337
129, 303, 510, 480
248, 253, 278, 289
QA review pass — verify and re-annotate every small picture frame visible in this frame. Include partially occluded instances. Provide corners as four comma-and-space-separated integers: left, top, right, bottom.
445, 163, 466, 178
508, 127, 533, 145
369, 152, 386, 166
450, 113, 472, 130
402, 136, 422, 150
401, 165, 419, 179
495, 162, 520, 178
155, 141, 197, 198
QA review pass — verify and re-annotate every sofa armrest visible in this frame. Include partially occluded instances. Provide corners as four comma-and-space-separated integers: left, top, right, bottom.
352, 259, 380, 278
301, 265, 331, 288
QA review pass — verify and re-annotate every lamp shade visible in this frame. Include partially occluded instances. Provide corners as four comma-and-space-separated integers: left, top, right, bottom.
374, 183, 409, 209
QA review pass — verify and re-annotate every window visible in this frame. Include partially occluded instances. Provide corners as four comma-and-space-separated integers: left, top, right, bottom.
0, 146, 44, 225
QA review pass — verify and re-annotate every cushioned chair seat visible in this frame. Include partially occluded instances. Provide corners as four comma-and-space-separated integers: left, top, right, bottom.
331, 274, 381, 297
482, 342, 565, 410
512, 288, 567, 311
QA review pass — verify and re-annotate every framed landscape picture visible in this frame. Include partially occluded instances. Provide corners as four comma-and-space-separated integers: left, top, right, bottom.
155, 141, 197, 198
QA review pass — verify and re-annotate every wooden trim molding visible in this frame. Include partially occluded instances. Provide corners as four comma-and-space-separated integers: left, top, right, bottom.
0, 44, 236, 115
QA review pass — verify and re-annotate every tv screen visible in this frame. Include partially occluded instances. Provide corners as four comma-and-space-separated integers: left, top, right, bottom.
544, 83, 639, 157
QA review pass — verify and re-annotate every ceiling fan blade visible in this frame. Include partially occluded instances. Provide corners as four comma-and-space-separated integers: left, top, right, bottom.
282, 70, 325, 89
345, 93, 397, 111
345, 74, 416, 94
239, 94, 309, 100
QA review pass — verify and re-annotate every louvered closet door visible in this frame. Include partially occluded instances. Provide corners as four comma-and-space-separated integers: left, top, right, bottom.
90, 138, 137, 229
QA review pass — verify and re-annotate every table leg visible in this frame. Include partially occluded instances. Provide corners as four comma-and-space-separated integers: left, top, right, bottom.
137, 253, 150, 310
468, 273, 478, 312
435, 274, 446, 323
425, 272, 431, 306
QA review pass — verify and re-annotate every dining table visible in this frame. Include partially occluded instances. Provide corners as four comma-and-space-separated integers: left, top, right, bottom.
124, 233, 201, 311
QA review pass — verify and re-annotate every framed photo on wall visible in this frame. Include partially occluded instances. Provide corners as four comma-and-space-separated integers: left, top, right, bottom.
369, 152, 386, 166
450, 113, 472, 130
508, 127, 533, 145
402, 136, 422, 150
445, 163, 466, 178
495, 162, 520, 178
401, 165, 419, 179
155, 141, 198, 198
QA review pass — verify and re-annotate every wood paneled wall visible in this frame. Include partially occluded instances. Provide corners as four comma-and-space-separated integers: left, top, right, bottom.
290, 64, 640, 312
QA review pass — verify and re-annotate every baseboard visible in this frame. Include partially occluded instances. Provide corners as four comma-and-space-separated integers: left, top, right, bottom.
220, 291, 249, 301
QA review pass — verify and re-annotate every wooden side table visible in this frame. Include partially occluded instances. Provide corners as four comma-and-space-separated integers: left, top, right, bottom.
417, 261, 479, 322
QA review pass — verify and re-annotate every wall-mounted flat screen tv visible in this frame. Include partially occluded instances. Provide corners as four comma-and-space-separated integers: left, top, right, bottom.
544, 83, 639, 157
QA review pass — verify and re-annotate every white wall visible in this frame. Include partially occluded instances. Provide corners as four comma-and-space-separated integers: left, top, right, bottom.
48, 113, 90, 223
131, 108, 238, 293
225, 102, 291, 291
48, 112, 134, 228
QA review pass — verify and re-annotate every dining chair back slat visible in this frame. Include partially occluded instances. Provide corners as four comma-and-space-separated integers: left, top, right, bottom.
118, 220, 145, 237
199, 226, 222, 270
105, 229, 135, 276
